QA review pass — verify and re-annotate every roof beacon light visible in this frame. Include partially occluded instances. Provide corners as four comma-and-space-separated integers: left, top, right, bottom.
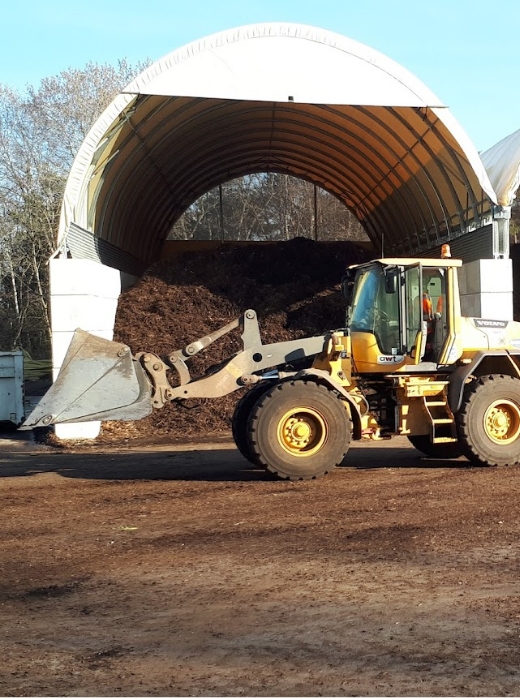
441, 244, 451, 259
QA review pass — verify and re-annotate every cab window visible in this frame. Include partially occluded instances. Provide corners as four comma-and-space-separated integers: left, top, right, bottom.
350, 265, 401, 355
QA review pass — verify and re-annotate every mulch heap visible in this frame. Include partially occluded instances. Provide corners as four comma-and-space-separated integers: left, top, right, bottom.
98, 238, 371, 443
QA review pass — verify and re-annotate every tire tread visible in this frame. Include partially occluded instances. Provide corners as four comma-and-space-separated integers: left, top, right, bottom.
248, 380, 351, 480
456, 374, 520, 466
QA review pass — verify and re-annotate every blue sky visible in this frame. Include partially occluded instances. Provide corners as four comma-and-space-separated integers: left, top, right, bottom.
1, 0, 518, 152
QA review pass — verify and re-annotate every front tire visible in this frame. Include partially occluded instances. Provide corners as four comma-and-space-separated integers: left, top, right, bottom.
407, 434, 463, 459
247, 380, 351, 480
456, 374, 520, 466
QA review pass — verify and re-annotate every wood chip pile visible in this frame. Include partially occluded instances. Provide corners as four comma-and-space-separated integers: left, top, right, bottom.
100, 238, 371, 442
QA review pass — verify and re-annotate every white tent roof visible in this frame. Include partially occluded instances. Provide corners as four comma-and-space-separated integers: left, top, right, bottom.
59, 23, 497, 266
124, 23, 444, 106
481, 128, 520, 206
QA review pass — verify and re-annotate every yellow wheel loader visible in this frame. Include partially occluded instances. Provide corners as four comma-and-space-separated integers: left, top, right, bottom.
22, 246, 520, 479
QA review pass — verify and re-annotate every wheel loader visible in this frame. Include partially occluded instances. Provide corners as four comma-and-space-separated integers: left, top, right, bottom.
22, 245, 520, 479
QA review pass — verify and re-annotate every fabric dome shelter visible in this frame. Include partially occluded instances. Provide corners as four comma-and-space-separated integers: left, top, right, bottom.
58, 22, 497, 275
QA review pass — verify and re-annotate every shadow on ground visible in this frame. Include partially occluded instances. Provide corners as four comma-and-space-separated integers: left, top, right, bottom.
0, 430, 474, 482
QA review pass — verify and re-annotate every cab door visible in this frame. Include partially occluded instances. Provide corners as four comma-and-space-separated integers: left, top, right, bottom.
402, 264, 427, 363
423, 268, 449, 362
403, 265, 450, 365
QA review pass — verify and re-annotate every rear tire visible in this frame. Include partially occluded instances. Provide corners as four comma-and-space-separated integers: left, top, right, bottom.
456, 374, 520, 466
247, 380, 351, 480
407, 435, 462, 459
232, 383, 274, 464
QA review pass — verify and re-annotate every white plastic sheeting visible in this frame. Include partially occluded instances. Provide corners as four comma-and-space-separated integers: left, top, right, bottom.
58, 22, 497, 263
481, 128, 520, 206
124, 24, 444, 106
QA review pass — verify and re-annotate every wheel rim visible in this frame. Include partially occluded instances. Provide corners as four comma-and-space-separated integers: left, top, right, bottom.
277, 407, 327, 457
484, 399, 520, 445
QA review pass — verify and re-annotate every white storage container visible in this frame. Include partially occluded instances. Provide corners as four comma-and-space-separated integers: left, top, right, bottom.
0, 351, 24, 425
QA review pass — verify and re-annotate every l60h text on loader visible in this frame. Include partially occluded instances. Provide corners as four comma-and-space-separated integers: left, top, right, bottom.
23, 245, 520, 480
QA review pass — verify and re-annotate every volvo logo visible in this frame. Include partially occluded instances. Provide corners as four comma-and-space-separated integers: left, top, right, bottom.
474, 319, 508, 328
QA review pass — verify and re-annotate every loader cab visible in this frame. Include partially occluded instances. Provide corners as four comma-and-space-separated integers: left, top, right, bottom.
344, 257, 455, 373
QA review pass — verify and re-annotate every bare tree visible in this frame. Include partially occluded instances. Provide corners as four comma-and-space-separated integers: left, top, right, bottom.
169, 174, 367, 243
26, 59, 150, 170
0, 60, 149, 356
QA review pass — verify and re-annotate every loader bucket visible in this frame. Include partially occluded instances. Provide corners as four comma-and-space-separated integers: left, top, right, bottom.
21, 329, 152, 429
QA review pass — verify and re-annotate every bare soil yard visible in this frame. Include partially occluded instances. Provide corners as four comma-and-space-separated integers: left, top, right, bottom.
1, 434, 520, 696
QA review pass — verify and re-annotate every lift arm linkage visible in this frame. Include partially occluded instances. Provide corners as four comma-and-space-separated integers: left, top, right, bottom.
139, 309, 327, 408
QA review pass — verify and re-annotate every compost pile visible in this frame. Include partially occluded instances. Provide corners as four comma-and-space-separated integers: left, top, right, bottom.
101, 238, 371, 443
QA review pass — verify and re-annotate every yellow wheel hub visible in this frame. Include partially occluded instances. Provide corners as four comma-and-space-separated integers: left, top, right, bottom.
484, 399, 520, 445
277, 407, 327, 457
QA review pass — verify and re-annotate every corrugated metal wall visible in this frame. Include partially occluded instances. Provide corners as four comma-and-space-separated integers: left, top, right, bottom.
66, 223, 147, 276
66, 221, 496, 274
418, 225, 494, 262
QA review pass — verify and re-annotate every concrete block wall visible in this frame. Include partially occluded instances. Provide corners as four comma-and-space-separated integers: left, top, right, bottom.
459, 259, 513, 321
49, 258, 133, 439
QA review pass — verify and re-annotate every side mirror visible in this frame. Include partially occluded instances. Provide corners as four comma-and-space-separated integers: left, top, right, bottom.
384, 270, 398, 294
341, 273, 355, 303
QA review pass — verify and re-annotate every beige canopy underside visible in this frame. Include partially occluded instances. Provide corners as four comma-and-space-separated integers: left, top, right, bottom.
59, 23, 496, 265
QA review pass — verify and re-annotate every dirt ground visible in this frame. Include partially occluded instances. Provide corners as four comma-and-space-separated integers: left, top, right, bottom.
1, 433, 520, 697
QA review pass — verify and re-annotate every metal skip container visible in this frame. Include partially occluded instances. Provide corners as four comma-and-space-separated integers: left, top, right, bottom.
0, 351, 24, 426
